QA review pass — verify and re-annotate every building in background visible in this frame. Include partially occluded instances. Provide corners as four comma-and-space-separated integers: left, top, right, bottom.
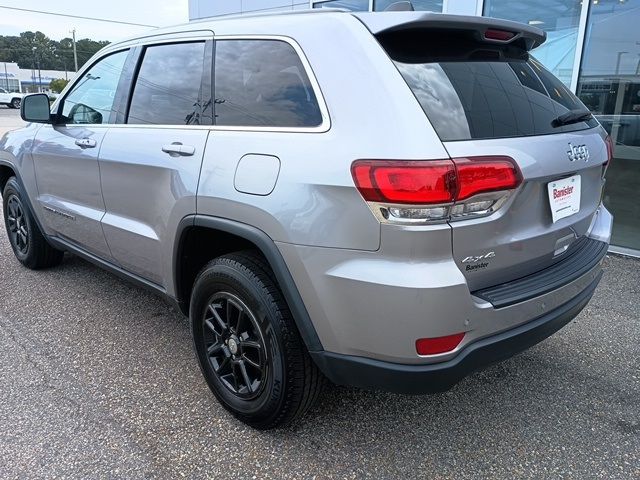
1, 62, 70, 93
189, 0, 310, 17
189, 0, 639, 255
0, 65, 21, 92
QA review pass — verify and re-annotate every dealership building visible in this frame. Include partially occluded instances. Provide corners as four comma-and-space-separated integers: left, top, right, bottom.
1, 62, 70, 93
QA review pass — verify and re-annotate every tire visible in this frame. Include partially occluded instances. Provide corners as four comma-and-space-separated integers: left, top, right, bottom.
2, 177, 64, 269
190, 251, 323, 429
10, 98, 21, 109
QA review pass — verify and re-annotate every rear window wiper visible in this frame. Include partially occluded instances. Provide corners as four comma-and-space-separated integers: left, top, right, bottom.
551, 109, 593, 128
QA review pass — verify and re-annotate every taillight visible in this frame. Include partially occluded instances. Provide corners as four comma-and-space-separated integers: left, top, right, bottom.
416, 333, 465, 355
351, 160, 455, 205
453, 157, 521, 200
351, 156, 521, 224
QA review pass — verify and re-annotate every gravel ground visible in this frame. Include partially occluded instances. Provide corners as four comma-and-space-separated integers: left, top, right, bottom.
0, 131, 638, 477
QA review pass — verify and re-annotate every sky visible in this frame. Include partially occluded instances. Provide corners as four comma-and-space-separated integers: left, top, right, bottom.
0, 0, 189, 42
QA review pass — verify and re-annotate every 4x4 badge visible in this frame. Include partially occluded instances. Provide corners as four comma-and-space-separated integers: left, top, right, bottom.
567, 143, 590, 162
462, 251, 496, 264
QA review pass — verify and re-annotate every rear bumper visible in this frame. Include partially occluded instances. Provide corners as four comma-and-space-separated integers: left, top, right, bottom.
310, 272, 602, 394
473, 236, 607, 308
278, 211, 611, 363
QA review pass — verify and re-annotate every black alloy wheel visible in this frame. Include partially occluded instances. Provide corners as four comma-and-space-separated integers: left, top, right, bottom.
203, 292, 268, 399
6, 194, 29, 255
2, 177, 64, 269
190, 251, 324, 429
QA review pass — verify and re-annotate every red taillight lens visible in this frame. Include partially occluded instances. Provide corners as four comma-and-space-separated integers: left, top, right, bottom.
604, 135, 614, 167
453, 156, 522, 201
416, 333, 465, 355
484, 29, 516, 41
351, 157, 521, 205
351, 160, 456, 204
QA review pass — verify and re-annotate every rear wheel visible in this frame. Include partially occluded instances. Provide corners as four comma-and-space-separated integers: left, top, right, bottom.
190, 251, 323, 429
2, 177, 64, 269
10, 98, 21, 109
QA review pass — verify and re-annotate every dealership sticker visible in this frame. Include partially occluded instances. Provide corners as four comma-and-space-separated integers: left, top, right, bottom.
548, 174, 581, 223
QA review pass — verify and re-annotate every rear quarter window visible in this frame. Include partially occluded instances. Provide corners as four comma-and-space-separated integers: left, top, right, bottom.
214, 39, 323, 128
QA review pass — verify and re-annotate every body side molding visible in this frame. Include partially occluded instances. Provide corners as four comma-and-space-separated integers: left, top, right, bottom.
48, 236, 169, 298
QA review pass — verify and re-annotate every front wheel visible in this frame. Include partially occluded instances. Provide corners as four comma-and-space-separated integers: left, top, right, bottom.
190, 251, 323, 429
10, 98, 21, 109
2, 177, 64, 269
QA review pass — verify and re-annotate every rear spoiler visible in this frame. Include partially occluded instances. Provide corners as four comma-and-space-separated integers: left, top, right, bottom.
353, 12, 546, 51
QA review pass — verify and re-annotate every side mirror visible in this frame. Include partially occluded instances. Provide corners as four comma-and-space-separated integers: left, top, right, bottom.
20, 94, 51, 123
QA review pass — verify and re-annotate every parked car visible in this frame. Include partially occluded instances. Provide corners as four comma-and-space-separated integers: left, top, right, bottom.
0, 9, 613, 429
0, 88, 24, 109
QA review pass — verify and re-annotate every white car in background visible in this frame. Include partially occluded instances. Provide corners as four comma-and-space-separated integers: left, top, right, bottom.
0, 88, 24, 109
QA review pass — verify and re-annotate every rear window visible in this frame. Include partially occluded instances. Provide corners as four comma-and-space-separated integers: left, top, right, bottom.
380, 30, 598, 141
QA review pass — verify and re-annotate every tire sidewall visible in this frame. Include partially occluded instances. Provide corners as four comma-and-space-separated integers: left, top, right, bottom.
11, 98, 21, 109
191, 262, 288, 423
3, 179, 35, 263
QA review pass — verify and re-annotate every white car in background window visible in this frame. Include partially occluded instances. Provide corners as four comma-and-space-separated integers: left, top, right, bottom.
0, 88, 24, 109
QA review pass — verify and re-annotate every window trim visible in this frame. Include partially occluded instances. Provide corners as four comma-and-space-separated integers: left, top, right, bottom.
52, 48, 131, 127
211, 35, 331, 134
59, 33, 331, 133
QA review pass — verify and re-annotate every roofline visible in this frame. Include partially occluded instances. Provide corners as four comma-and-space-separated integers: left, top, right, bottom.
107, 9, 546, 52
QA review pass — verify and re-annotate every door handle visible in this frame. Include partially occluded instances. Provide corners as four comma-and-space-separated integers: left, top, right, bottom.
75, 138, 97, 148
162, 142, 195, 157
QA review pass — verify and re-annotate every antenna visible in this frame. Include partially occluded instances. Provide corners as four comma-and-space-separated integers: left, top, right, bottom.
384, 1, 415, 11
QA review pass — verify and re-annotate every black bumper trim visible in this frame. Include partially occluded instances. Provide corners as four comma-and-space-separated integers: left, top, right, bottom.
473, 237, 607, 308
311, 271, 602, 395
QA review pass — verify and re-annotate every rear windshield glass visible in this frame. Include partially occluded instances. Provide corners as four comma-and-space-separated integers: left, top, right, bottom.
380, 31, 598, 141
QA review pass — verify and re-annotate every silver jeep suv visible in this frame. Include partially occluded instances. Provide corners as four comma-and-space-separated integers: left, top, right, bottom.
0, 10, 613, 429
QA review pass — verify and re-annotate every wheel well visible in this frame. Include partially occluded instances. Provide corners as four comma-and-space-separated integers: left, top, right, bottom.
0, 165, 15, 196
176, 226, 264, 316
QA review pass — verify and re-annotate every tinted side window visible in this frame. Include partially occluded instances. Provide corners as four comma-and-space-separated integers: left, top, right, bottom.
214, 40, 323, 128
61, 50, 128, 124
128, 42, 205, 125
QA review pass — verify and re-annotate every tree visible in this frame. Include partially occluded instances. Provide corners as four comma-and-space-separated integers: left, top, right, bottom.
55, 37, 75, 72
0, 32, 110, 71
75, 38, 110, 67
50, 78, 69, 93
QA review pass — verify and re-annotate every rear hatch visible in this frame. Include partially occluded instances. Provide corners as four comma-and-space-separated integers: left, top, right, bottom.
360, 13, 608, 290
